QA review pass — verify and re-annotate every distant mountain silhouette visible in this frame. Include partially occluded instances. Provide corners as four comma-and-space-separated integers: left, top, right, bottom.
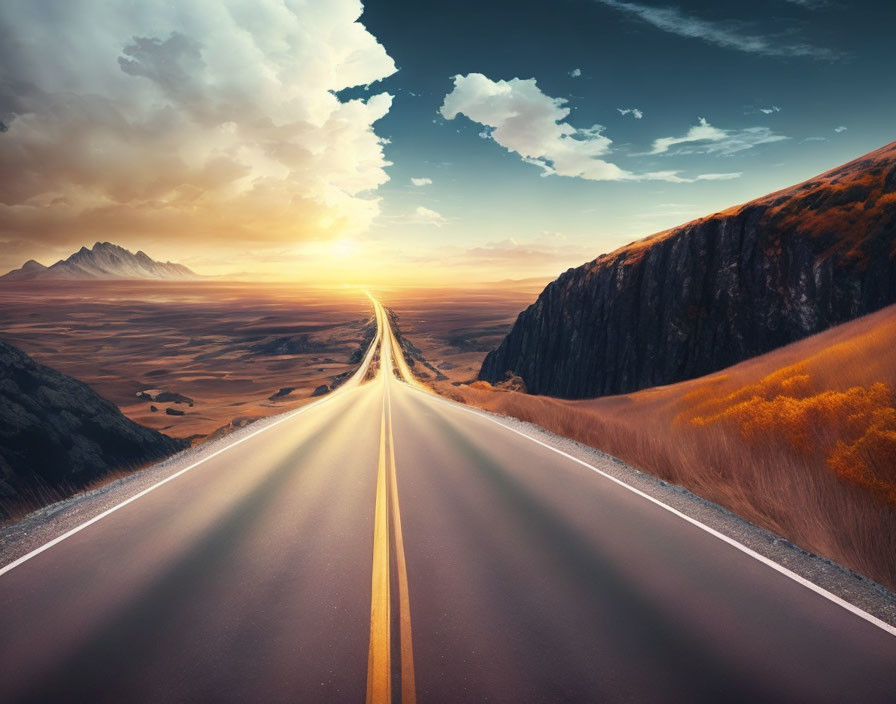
481, 141, 896, 398
1, 242, 199, 281
0, 339, 187, 516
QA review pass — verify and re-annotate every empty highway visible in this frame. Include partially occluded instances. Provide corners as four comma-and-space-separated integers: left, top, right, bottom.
1, 295, 895, 703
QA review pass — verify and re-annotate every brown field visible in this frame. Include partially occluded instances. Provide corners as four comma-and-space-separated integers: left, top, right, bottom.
428, 305, 896, 590
0, 281, 374, 441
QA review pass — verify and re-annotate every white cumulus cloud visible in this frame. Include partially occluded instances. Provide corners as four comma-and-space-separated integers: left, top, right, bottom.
0, 0, 397, 256
410, 177, 433, 186
440, 74, 746, 184
570, 68, 582, 77
412, 206, 446, 225
649, 117, 788, 156
618, 107, 644, 119
759, 106, 781, 114
440, 73, 641, 182
834, 125, 848, 133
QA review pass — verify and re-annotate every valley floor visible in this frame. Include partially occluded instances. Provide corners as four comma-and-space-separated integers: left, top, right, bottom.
0, 281, 374, 443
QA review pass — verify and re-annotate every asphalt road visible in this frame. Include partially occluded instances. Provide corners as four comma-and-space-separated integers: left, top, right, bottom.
1, 295, 895, 703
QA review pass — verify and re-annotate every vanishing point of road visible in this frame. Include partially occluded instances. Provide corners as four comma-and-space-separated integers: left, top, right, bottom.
1, 295, 895, 703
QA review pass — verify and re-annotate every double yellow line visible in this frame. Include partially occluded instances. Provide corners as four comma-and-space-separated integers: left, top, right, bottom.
366, 298, 416, 704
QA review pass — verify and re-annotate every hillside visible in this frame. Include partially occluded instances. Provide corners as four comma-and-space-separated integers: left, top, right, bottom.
1, 242, 199, 281
480, 141, 896, 398
442, 305, 896, 590
0, 339, 187, 518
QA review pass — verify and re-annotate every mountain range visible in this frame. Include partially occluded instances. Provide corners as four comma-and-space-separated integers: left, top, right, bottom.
480, 141, 896, 398
1, 242, 199, 281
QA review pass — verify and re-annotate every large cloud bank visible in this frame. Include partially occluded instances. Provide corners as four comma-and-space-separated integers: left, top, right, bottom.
0, 0, 396, 258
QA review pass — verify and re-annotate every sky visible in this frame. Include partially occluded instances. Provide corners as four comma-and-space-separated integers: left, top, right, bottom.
1, 0, 894, 284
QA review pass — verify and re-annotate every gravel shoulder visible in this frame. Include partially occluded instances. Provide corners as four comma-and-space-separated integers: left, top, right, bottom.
428, 392, 896, 631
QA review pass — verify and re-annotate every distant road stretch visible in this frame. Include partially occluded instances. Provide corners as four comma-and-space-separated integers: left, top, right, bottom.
1, 295, 895, 703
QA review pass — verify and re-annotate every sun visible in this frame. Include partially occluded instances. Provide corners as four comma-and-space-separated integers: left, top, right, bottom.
330, 238, 359, 259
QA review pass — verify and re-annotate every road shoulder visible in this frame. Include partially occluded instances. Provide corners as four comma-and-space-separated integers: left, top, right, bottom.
424, 392, 896, 631
0, 392, 339, 571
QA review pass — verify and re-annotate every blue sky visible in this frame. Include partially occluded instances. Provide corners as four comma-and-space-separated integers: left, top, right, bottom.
1, 0, 893, 282
350, 0, 896, 278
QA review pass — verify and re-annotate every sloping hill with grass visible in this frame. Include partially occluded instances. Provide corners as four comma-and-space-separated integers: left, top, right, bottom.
448, 304, 896, 590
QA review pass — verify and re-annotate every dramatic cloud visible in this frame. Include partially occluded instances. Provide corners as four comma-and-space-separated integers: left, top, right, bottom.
440, 73, 627, 181
649, 117, 788, 156
440, 74, 744, 183
0, 0, 397, 260
594, 0, 835, 59
618, 107, 644, 119
410, 177, 433, 186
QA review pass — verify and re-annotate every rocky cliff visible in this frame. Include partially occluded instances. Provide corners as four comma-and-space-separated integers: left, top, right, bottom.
480, 142, 896, 398
0, 340, 187, 516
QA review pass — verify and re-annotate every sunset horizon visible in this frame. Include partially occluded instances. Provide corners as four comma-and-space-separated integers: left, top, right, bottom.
2, 1, 895, 701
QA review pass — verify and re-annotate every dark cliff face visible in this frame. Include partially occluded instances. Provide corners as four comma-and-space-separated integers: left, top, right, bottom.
0, 340, 187, 515
480, 142, 896, 399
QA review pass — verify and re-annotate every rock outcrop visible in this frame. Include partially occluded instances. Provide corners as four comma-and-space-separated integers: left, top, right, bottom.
0, 340, 187, 515
481, 141, 896, 398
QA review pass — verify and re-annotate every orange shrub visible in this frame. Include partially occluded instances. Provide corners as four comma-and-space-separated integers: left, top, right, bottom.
686, 368, 896, 504
828, 407, 896, 502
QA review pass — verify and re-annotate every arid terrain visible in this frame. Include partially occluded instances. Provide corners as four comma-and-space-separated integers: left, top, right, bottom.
0, 281, 541, 444
0, 282, 374, 442
426, 305, 896, 590
375, 281, 547, 384
3, 277, 895, 592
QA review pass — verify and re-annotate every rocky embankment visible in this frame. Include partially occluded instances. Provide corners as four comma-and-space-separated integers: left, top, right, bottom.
0, 340, 187, 516
481, 142, 896, 398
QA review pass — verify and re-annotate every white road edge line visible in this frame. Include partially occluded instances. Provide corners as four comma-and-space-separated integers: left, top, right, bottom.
1, 301, 384, 578
409, 384, 896, 638
0, 360, 369, 579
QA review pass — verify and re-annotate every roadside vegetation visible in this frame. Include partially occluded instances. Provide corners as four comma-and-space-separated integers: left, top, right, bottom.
437, 305, 896, 591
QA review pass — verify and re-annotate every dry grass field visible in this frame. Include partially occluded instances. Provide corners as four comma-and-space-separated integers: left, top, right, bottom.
431, 305, 896, 590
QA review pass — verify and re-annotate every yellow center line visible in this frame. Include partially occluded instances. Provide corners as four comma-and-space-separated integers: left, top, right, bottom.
366, 294, 418, 703
366, 389, 391, 704
386, 376, 417, 704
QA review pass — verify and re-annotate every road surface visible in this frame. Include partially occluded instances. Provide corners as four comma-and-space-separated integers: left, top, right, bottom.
1, 295, 895, 703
